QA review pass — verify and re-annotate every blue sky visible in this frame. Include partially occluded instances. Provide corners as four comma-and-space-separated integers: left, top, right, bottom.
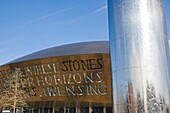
0, 0, 169, 65
0, 0, 108, 65
165, 0, 170, 38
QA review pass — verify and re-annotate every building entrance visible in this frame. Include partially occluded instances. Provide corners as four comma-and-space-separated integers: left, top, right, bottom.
92, 107, 103, 113
23, 106, 112, 113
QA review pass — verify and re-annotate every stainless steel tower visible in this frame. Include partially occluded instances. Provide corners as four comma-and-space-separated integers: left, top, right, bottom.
108, 0, 170, 112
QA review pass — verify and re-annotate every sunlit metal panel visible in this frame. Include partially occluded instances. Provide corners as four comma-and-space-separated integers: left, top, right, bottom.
108, 0, 170, 112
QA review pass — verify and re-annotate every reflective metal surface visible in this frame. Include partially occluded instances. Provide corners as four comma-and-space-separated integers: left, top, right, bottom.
7, 41, 109, 64
108, 0, 170, 112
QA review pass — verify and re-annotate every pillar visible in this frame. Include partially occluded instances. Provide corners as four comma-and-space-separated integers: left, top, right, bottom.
108, 0, 170, 112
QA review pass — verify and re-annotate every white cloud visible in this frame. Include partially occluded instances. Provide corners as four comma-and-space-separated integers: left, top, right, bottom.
66, 18, 81, 25
92, 5, 107, 16
15, 7, 73, 28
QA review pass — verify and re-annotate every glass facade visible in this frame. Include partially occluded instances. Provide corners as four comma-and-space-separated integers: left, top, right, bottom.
108, 0, 170, 112
22, 107, 112, 113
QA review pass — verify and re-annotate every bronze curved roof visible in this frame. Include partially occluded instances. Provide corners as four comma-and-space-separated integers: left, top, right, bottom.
9, 41, 109, 64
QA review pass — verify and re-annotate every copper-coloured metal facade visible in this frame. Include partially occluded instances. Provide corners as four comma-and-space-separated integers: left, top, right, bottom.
108, 0, 170, 112
0, 41, 112, 113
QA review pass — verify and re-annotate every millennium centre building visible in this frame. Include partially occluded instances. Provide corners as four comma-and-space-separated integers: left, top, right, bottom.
0, 41, 112, 113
